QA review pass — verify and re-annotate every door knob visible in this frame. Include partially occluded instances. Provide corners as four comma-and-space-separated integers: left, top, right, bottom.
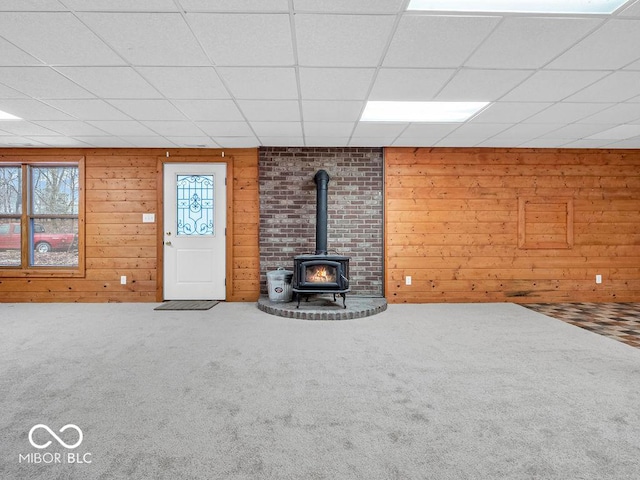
165, 241, 172, 246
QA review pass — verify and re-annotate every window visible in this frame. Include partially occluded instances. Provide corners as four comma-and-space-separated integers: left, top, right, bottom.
0, 158, 84, 276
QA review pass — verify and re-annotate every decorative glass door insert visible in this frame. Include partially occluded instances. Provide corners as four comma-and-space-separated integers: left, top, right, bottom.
176, 174, 214, 236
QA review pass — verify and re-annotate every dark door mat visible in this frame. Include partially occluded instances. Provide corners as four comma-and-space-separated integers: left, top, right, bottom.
154, 300, 220, 311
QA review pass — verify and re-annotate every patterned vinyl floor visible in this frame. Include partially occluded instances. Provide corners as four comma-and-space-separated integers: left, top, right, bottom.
525, 303, 640, 349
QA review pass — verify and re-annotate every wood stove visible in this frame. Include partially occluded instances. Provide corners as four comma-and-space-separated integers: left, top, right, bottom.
293, 170, 350, 308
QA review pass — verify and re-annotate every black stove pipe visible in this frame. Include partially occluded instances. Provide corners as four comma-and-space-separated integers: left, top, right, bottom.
313, 170, 330, 255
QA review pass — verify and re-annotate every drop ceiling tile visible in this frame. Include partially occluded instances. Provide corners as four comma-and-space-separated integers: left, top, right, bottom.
180, 0, 289, 12
137, 67, 229, 99
471, 102, 553, 123
0, 84, 28, 99
238, 100, 300, 121
604, 137, 640, 148
187, 13, 294, 66
443, 123, 510, 140
295, 14, 395, 67
57, 67, 160, 99
575, 103, 640, 124
142, 121, 205, 136
301, 100, 364, 122
384, 15, 500, 68
79, 12, 209, 66
518, 139, 573, 148
87, 121, 156, 136
566, 71, 640, 102
562, 139, 616, 148
172, 99, 245, 121
71, 136, 134, 147
625, 59, 640, 70
501, 70, 609, 102
0, 136, 46, 147
62, 0, 179, 11
305, 137, 351, 146
294, 0, 405, 14
165, 136, 218, 147
392, 137, 444, 147
303, 122, 355, 136
259, 136, 305, 146
106, 99, 187, 120
0, 99, 75, 120
121, 136, 177, 147
218, 67, 298, 99
212, 136, 260, 148
196, 122, 254, 136
436, 69, 533, 102
465, 17, 603, 69
0, 1, 66, 11
44, 99, 132, 120
369, 68, 454, 101
299, 68, 375, 100
619, 0, 640, 15
0, 13, 124, 65
537, 123, 615, 139
490, 123, 564, 141
0, 121, 58, 136
0, 67, 93, 99
349, 136, 398, 146
523, 103, 611, 124
352, 122, 407, 137
251, 122, 302, 137
549, 19, 640, 70
401, 123, 460, 137
0, 37, 42, 66
587, 124, 640, 139
33, 121, 109, 136
25, 136, 92, 146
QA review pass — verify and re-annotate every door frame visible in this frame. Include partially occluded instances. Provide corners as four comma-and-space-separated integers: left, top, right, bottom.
156, 153, 234, 302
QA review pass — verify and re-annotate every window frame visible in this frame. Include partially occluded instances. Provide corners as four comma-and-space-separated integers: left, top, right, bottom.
0, 156, 85, 278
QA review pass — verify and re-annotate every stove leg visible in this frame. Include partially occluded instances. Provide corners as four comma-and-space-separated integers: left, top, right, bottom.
296, 293, 301, 309
342, 293, 347, 309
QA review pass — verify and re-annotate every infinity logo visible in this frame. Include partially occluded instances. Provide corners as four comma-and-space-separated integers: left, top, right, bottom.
28, 424, 83, 450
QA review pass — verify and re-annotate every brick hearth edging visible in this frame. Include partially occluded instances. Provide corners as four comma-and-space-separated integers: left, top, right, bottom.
257, 296, 387, 320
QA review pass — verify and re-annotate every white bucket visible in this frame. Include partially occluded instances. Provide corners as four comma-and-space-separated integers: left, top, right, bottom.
267, 268, 294, 302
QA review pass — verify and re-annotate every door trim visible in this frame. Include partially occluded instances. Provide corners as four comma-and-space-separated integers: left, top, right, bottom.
156, 154, 234, 302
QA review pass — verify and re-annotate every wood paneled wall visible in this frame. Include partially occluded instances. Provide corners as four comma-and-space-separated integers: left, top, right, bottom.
0, 148, 259, 303
385, 148, 640, 304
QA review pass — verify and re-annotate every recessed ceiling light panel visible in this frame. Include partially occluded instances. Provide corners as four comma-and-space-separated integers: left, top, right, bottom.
361, 101, 489, 122
407, 0, 631, 14
0, 109, 21, 121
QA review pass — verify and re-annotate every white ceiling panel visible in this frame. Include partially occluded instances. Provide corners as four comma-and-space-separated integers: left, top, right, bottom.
303, 122, 355, 136
180, 0, 289, 12
0, 38, 42, 66
349, 136, 399, 146
577, 103, 640, 124
238, 100, 300, 122
55, 67, 160, 99
523, 103, 610, 124
0, 121, 57, 136
293, 0, 406, 14
472, 102, 553, 123
566, 71, 640, 102
0, 67, 93, 99
106, 99, 186, 120
384, 15, 500, 68
61, 0, 179, 11
619, 0, 640, 15
218, 67, 298, 100
72, 136, 134, 147
352, 123, 407, 137
537, 123, 616, 139
187, 13, 294, 66
25, 136, 91, 146
436, 69, 533, 101
0, 99, 74, 120
258, 136, 305, 146
122, 136, 177, 147
213, 136, 260, 148
587, 124, 640, 139
299, 68, 375, 100
442, 123, 510, 140
295, 14, 395, 67
44, 99, 132, 120
0, 136, 45, 147
196, 122, 254, 137
301, 101, 364, 122
0, 1, 66, 11
490, 123, 564, 141
305, 137, 351, 146
251, 122, 302, 137
172, 100, 245, 122
0, 12, 123, 65
465, 17, 603, 69
79, 13, 209, 66
370, 68, 454, 101
548, 19, 640, 70
400, 123, 460, 137
0, 84, 28, 99
393, 137, 447, 146
86, 121, 156, 136
34, 120, 108, 136
137, 67, 229, 99
501, 70, 609, 102
142, 121, 205, 137
165, 136, 218, 147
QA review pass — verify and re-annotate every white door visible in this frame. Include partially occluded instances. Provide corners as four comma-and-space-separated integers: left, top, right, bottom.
163, 163, 226, 300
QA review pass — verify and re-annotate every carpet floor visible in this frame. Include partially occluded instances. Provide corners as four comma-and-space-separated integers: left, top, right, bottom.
1, 302, 639, 480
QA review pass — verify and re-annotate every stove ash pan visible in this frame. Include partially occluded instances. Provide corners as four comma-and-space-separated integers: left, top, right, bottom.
292, 254, 350, 308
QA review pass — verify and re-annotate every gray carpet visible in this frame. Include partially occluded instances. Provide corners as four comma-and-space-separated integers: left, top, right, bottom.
1, 302, 639, 479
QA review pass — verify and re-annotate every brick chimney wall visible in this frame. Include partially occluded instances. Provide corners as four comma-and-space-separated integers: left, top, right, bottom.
258, 147, 384, 296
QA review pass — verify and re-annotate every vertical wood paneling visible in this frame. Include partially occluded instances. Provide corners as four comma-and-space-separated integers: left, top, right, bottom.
0, 148, 260, 303
385, 148, 640, 304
